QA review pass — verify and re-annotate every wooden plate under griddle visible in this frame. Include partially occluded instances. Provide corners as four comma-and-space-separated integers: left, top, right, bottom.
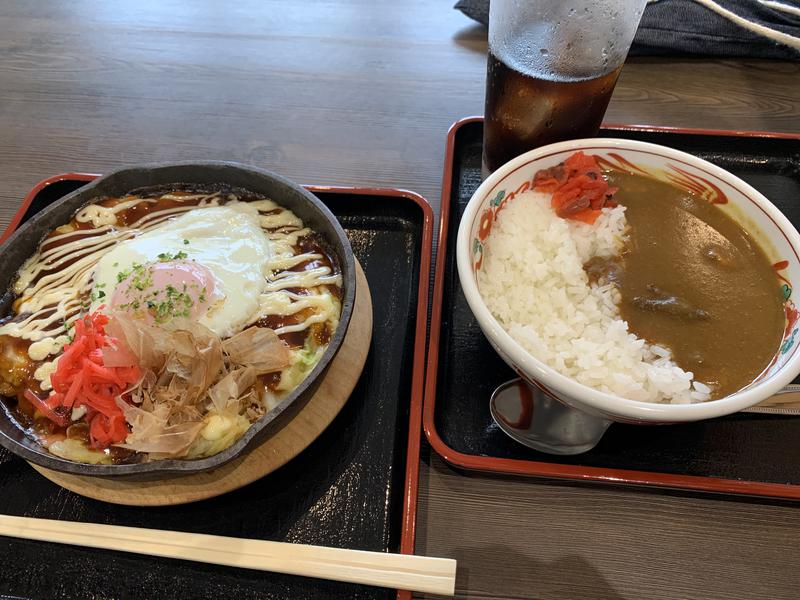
30, 261, 372, 506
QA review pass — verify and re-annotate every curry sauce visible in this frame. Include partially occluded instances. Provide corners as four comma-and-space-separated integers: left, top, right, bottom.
589, 171, 785, 398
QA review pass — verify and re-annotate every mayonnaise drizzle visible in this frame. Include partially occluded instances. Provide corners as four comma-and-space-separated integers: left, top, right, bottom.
251, 199, 342, 339
0, 192, 342, 378
76, 197, 155, 227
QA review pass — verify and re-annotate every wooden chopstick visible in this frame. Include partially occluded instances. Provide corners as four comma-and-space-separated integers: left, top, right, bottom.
0, 515, 457, 596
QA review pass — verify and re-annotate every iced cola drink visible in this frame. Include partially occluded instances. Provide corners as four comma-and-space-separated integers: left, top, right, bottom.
483, 1, 646, 174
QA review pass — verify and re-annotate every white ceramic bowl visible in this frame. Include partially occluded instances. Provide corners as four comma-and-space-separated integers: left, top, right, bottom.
457, 138, 800, 424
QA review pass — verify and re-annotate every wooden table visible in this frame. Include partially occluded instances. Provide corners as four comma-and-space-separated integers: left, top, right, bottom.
1, 2, 798, 598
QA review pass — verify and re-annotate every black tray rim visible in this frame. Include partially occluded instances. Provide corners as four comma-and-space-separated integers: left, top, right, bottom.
423, 115, 800, 501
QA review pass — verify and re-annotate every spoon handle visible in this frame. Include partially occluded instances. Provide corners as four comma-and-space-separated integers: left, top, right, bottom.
741, 384, 800, 415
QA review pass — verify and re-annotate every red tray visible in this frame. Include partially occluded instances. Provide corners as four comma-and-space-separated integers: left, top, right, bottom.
0, 174, 433, 600
424, 116, 800, 500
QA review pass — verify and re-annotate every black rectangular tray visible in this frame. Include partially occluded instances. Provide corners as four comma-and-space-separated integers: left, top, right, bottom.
424, 117, 800, 499
0, 176, 433, 600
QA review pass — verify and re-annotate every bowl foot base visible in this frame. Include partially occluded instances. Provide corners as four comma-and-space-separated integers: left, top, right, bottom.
490, 379, 611, 455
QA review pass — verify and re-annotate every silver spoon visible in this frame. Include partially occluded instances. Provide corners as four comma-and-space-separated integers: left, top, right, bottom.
489, 378, 611, 455
490, 379, 800, 454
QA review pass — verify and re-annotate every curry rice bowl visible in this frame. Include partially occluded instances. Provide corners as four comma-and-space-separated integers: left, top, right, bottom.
476, 191, 712, 404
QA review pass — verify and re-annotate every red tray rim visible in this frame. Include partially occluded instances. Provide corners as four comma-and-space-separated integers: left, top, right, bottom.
423, 116, 800, 501
2, 174, 433, 599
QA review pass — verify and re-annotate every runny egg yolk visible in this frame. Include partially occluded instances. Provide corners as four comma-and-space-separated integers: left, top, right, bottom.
110, 259, 219, 324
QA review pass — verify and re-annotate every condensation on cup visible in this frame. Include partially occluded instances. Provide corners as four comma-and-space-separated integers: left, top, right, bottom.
483, 0, 647, 175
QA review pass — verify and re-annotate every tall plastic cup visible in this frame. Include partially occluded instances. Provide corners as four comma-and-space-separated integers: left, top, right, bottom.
483, 0, 647, 174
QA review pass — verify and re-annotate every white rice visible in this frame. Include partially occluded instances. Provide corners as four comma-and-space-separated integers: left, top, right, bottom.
477, 191, 711, 404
